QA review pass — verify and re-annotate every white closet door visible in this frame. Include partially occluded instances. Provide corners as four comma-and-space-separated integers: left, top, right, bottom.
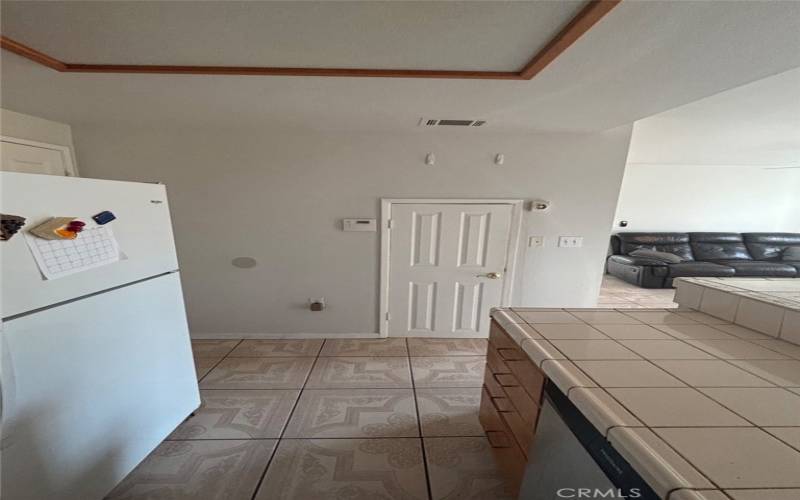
1, 140, 72, 176
388, 203, 513, 338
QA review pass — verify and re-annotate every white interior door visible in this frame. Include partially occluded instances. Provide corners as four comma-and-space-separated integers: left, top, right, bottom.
1, 140, 72, 176
387, 203, 514, 338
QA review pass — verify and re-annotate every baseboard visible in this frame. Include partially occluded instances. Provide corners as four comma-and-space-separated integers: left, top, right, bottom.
190, 332, 383, 340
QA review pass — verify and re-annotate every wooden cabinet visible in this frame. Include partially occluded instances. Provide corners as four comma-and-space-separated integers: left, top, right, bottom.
480, 320, 547, 496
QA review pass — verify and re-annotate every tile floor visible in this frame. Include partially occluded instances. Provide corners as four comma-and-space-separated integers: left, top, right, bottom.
598, 274, 678, 308
106, 338, 514, 500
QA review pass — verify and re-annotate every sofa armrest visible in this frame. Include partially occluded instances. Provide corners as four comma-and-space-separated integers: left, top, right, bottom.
608, 255, 670, 267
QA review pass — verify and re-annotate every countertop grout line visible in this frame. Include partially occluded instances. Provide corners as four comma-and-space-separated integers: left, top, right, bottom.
508, 310, 741, 492
505, 307, 800, 495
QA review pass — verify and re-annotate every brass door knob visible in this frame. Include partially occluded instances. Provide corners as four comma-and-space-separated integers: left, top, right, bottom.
478, 272, 503, 279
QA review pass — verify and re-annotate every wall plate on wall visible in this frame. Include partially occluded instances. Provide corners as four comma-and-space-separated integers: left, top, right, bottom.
343, 218, 377, 232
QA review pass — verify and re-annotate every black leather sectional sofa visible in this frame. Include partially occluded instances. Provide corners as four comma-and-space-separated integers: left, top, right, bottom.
607, 233, 800, 288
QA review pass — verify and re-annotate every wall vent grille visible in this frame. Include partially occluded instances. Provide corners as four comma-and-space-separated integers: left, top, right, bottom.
419, 118, 487, 127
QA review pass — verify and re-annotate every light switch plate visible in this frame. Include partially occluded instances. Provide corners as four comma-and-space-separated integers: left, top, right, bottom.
528, 235, 545, 248
558, 236, 583, 248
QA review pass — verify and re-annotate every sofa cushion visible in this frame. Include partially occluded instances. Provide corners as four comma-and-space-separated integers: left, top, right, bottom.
666, 262, 736, 278
608, 254, 671, 267
714, 260, 797, 277
689, 233, 752, 261
783, 247, 800, 261
616, 233, 694, 261
743, 233, 800, 260
629, 248, 684, 263
781, 261, 800, 272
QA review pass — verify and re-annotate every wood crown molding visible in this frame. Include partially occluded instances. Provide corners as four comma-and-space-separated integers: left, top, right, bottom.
1, 0, 620, 79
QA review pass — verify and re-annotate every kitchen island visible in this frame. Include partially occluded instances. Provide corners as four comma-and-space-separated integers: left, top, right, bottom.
482, 307, 800, 500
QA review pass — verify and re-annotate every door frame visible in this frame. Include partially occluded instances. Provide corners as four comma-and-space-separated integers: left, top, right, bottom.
379, 198, 524, 337
1, 136, 79, 176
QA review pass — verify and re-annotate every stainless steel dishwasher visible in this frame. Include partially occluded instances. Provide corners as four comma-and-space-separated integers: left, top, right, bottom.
519, 381, 659, 500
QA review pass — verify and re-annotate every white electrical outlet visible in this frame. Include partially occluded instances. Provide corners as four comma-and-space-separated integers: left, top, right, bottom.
558, 236, 583, 248
528, 235, 545, 248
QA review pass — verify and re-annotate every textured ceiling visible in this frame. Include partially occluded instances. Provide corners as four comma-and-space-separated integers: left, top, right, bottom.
0, 1, 584, 70
1, 1, 799, 132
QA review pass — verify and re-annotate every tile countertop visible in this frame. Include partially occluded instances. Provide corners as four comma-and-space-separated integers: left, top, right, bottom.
490, 307, 800, 500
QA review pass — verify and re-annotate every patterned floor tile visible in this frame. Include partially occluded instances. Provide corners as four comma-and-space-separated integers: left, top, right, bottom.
411, 357, 486, 388
424, 437, 514, 499
168, 390, 300, 440
416, 388, 483, 437
106, 440, 276, 500
200, 357, 315, 389
194, 356, 221, 380
228, 339, 323, 357
408, 338, 488, 357
306, 357, 412, 388
320, 338, 408, 357
283, 389, 418, 438
254, 438, 428, 500
191, 339, 240, 358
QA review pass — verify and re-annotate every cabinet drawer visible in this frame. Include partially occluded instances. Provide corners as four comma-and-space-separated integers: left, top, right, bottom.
486, 344, 511, 374
486, 430, 514, 448
479, 387, 505, 432
492, 396, 515, 412
497, 347, 527, 361
494, 372, 520, 387
489, 321, 517, 350
483, 370, 506, 398
503, 384, 540, 426
501, 410, 535, 457
507, 359, 546, 404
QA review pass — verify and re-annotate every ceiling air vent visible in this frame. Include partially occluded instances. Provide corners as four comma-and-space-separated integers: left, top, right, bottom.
419, 118, 486, 127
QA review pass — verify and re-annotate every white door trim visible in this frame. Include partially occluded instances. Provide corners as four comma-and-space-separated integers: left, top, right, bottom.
1, 136, 79, 176
379, 198, 524, 338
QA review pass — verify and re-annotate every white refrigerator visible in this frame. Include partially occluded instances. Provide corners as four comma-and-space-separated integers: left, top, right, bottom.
0, 172, 200, 500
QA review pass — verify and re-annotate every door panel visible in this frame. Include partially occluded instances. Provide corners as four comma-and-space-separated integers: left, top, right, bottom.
0, 141, 68, 176
389, 203, 512, 337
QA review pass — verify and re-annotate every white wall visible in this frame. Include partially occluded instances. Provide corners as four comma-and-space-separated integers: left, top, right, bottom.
613, 69, 800, 234
614, 164, 800, 232
72, 125, 632, 335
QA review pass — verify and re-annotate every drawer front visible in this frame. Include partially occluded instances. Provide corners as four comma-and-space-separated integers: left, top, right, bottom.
507, 359, 546, 404
479, 387, 505, 432
489, 320, 517, 350
486, 430, 514, 448
483, 370, 506, 398
492, 396, 515, 412
501, 410, 535, 458
503, 384, 540, 426
486, 343, 511, 374
494, 372, 520, 387
497, 346, 527, 361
